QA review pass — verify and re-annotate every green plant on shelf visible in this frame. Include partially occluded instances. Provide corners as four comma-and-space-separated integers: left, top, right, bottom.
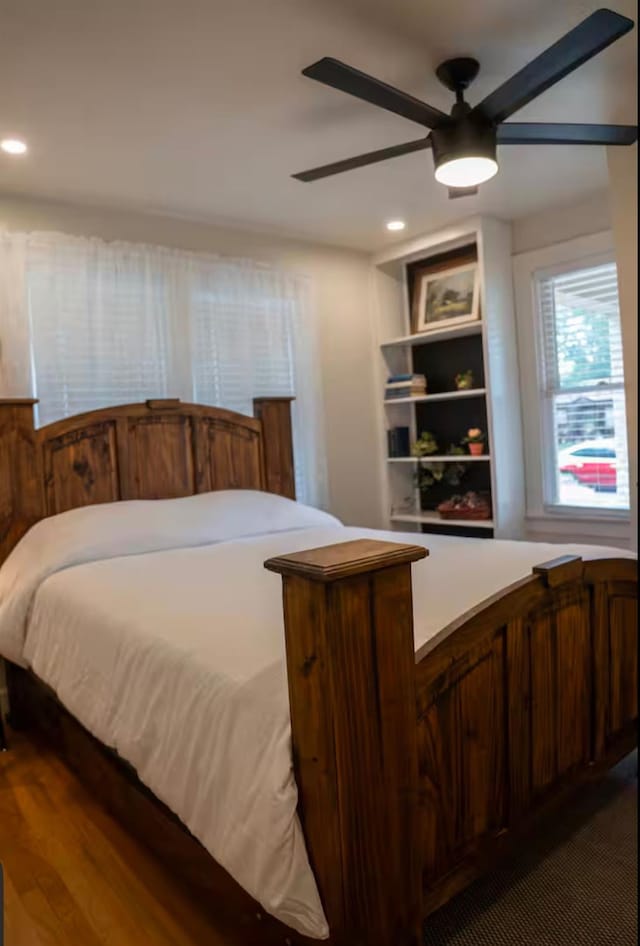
411, 430, 439, 457
455, 369, 474, 390
415, 461, 467, 492
446, 444, 466, 456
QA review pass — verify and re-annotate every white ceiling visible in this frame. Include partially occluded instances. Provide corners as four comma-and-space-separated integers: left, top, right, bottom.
0, 0, 636, 250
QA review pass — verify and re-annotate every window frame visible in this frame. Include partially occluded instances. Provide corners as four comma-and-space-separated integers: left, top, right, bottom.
513, 231, 630, 526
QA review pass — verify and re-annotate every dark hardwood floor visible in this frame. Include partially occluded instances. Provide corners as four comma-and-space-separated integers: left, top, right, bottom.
0, 729, 236, 946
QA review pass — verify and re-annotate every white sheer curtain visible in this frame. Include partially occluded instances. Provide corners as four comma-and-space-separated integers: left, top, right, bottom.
0, 231, 30, 396
26, 234, 176, 423
0, 230, 325, 506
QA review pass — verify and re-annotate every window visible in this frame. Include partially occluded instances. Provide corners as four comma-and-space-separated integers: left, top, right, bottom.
534, 257, 629, 513
4, 231, 324, 506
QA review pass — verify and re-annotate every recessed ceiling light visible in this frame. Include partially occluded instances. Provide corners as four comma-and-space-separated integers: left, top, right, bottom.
1, 138, 28, 155
386, 220, 406, 232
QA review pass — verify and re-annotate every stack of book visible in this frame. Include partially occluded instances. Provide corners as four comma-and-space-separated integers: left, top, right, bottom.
385, 373, 427, 400
387, 426, 410, 458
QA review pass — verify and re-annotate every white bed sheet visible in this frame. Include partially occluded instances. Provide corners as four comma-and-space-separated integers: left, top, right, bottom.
7, 525, 637, 938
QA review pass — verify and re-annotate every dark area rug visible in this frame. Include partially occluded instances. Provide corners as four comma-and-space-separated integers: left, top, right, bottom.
424, 753, 638, 946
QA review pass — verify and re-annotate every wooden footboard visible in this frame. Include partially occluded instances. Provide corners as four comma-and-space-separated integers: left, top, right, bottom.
267, 541, 638, 946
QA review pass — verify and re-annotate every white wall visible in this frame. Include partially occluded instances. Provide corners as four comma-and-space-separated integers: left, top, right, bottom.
0, 195, 383, 528
511, 190, 611, 255
607, 145, 638, 552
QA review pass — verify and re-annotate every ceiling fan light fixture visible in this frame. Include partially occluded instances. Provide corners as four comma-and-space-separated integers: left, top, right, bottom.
435, 155, 498, 188
430, 119, 498, 189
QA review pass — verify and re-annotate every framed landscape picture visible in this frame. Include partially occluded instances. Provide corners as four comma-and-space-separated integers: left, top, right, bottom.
415, 261, 480, 333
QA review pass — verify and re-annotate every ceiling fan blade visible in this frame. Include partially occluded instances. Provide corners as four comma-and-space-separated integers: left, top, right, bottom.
472, 9, 634, 124
292, 137, 431, 182
448, 186, 478, 199
498, 122, 638, 145
302, 57, 450, 129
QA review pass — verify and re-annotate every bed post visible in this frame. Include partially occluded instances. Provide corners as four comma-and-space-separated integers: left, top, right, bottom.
265, 538, 427, 946
0, 399, 42, 565
253, 396, 295, 499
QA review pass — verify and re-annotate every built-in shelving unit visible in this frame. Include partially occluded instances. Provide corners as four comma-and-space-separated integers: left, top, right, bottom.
374, 216, 525, 540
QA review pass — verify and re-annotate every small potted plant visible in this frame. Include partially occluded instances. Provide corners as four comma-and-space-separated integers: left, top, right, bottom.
462, 427, 486, 456
455, 369, 474, 390
411, 430, 439, 457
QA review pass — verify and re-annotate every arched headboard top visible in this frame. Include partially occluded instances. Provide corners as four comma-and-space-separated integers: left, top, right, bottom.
40, 398, 264, 439
0, 396, 295, 564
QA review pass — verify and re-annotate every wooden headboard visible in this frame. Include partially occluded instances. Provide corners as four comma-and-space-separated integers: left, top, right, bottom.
0, 397, 295, 564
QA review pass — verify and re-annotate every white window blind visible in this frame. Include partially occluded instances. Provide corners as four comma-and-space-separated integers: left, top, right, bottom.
28, 237, 172, 424
188, 259, 319, 502
535, 259, 629, 512
8, 231, 324, 506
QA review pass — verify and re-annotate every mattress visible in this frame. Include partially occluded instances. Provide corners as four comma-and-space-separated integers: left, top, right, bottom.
0, 503, 635, 938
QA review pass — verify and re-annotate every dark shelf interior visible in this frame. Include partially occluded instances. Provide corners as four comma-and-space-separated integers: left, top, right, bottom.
412, 334, 485, 394
416, 462, 491, 509
420, 522, 494, 540
415, 395, 489, 451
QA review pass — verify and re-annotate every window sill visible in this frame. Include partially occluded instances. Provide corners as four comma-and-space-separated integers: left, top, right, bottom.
525, 510, 631, 547
536, 505, 631, 524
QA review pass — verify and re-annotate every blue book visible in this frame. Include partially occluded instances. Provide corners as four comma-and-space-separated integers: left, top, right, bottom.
387, 374, 413, 383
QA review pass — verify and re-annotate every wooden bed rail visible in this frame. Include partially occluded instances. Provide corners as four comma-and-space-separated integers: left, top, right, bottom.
268, 540, 638, 946
266, 539, 428, 946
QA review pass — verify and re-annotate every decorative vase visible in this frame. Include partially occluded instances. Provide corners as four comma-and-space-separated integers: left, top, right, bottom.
468, 442, 484, 456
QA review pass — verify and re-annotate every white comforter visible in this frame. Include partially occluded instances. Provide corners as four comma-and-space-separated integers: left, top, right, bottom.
0, 500, 635, 938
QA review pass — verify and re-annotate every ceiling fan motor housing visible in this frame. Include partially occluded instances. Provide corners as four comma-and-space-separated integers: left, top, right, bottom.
430, 117, 497, 174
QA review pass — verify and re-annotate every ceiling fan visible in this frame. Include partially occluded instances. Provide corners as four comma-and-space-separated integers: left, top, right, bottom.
293, 7, 638, 198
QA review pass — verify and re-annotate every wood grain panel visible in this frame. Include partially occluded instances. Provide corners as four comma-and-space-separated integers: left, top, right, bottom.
0, 401, 44, 563
609, 592, 638, 735
591, 581, 611, 760
253, 398, 295, 498
418, 633, 507, 882
555, 592, 591, 773
125, 415, 195, 499
529, 590, 591, 795
506, 616, 531, 817
529, 610, 556, 793
43, 422, 120, 514
198, 419, 263, 492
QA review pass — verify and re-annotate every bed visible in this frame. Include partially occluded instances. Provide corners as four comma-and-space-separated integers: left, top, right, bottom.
0, 396, 637, 946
